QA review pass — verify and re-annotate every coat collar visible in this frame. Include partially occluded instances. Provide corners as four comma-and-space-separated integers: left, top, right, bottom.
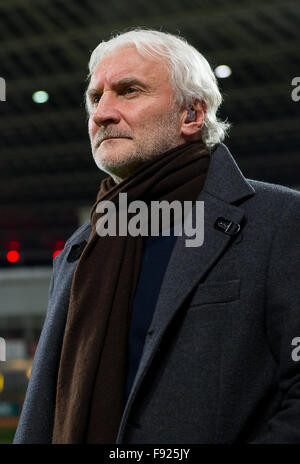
116, 142, 255, 442
203, 143, 255, 204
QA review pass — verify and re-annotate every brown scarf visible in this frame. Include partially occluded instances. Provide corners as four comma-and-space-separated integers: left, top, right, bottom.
52, 140, 210, 443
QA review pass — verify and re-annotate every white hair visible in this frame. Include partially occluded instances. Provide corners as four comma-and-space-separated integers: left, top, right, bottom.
88, 28, 231, 148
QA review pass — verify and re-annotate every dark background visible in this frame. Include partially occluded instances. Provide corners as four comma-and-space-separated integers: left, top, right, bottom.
1, 0, 300, 266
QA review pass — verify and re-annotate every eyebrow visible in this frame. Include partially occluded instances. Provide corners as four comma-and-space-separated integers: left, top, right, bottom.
86, 76, 150, 100
112, 77, 149, 90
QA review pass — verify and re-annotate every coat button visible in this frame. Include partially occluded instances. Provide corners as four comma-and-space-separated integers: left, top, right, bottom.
215, 217, 241, 236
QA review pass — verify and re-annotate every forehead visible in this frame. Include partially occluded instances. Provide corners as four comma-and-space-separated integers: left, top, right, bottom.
88, 45, 171, 90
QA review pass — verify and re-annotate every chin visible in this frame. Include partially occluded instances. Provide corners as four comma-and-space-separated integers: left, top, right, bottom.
95, 153, 145, 182
93, 154, 123, 175
96, 144, 136, 165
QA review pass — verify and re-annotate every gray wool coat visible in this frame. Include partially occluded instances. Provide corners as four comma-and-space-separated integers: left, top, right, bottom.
14, 143, 300, 444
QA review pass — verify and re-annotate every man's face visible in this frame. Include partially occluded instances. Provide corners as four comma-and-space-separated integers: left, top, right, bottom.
87, 45, 186, 182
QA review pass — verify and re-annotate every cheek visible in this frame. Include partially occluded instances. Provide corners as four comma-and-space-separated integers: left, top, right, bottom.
135, 99, 174, 125
88, 118, 97, 138
129, 108, 159, 131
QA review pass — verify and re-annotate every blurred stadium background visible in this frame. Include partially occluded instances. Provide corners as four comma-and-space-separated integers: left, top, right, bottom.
0, 0, 299, 444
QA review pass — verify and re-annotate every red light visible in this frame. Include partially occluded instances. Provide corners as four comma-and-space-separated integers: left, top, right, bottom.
6, 250, 20, 263
52, 250, 61, 259
53, 240, 65, 259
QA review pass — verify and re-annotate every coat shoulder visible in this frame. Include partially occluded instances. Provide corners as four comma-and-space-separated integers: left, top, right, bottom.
64, 221, 92, 247
247, 179, 300, 212
52, 221, 92, 269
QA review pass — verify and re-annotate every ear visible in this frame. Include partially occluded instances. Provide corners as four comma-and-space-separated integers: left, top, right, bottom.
180, 100, 206, 140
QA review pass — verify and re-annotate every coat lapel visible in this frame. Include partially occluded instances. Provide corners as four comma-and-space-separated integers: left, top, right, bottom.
116, 143, 255, 442
148, 192, 245, 334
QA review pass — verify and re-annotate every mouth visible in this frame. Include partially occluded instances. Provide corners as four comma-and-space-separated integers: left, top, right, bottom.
96, 136, 132, 148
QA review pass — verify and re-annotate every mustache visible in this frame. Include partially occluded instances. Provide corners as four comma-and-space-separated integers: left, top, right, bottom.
94, 129, 133, 147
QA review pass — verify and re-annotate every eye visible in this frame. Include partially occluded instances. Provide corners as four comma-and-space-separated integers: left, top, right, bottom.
88, 92, 102, 106
92, 95, 101, 104
124, 87, 138, 95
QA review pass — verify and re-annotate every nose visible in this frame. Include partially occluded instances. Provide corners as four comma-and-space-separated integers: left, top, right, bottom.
92, 91, 121, 127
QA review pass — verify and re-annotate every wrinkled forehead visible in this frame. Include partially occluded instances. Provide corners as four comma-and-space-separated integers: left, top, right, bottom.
88, 44, 171, 89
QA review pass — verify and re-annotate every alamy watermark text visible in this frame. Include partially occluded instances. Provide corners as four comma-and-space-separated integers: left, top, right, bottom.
291, 77, 300, 102
0, 338, 6, 361
0, 77, 6, 101
96, 193, 204, 247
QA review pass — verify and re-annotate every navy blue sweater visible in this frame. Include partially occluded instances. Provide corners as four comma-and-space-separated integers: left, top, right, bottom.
125, 233, 177, 402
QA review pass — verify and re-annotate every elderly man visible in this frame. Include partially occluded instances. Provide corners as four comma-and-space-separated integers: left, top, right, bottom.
14, 29, 300, 444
